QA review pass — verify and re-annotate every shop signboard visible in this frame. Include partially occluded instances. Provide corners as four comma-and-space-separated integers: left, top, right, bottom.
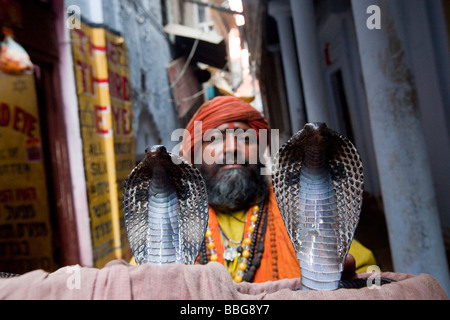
105, 29, 134, 262
71, 22, 125, 267
0, 72, 55, 273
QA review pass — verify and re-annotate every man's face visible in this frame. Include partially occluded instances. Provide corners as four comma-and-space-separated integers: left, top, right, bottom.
198, 122, 268, 213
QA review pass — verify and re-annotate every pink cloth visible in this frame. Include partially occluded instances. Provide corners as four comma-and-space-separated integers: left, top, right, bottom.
0, 260, 447, 300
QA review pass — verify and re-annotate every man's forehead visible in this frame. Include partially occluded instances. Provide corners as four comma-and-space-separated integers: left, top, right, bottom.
215, 122, 251, 131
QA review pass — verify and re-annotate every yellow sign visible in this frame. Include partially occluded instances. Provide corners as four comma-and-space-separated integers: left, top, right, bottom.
0, 72, 55, 273
106, 30, 134, 262
71, 22, 123, 267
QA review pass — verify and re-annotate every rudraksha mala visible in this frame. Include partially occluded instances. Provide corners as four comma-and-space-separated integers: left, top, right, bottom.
197, 197, 279, 282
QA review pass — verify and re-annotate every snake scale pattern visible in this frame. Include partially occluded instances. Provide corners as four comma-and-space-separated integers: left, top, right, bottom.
272, 123, 364, 290
123, 145, 209, 265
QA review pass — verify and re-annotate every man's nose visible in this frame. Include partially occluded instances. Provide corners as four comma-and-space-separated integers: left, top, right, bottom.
223, 131, 238, 164
224, 130, 238, 154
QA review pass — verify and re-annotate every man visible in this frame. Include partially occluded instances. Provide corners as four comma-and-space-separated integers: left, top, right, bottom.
179, 96, 376, 283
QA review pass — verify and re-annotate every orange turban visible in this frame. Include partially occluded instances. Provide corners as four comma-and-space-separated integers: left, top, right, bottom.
181, 96, 269, 163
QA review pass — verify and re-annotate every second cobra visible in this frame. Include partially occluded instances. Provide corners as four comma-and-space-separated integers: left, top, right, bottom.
273, 123, 364, 290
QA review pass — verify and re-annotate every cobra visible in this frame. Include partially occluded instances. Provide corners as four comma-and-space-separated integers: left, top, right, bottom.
123, 145, 209, 265
272, 123, 364, 291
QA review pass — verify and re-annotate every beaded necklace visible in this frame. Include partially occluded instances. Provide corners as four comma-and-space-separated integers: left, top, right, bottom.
200, 201, 267, 283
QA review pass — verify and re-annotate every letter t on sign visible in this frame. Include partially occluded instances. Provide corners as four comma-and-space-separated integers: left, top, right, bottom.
366, 5, 381, 30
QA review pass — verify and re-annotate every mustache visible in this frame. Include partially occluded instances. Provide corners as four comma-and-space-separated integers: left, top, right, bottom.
208, 152, 252, 173
221, 151, 250, 165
